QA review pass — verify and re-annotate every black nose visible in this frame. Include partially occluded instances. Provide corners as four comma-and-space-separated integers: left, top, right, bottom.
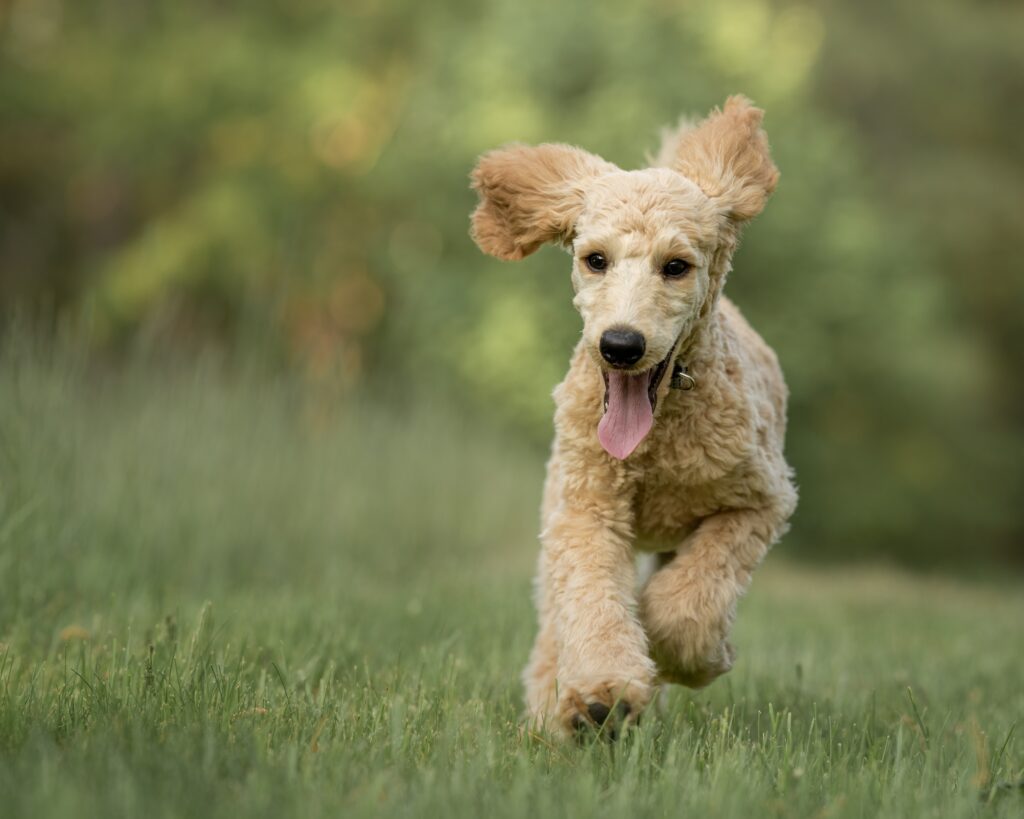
600, 328, 646, 368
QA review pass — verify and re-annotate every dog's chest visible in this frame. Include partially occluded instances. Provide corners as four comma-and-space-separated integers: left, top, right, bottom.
629, 464, 728, 550
628, 398, 754, 548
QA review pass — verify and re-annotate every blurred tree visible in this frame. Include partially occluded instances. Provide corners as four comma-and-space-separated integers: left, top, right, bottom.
0, 0, 1020, 567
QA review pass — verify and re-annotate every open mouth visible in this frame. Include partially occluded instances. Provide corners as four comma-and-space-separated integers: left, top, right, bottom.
597, 349, 675, 461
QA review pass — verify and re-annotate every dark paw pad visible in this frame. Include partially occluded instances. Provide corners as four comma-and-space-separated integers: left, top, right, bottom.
587, 702, 611, 725
573, 700, 636, 741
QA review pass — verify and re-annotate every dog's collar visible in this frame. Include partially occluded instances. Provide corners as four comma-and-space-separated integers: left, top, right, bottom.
669, 361, 696, 391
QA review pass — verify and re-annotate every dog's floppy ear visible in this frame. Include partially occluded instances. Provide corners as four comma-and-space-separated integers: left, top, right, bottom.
470, 143, 615, 260
671, 96, 778, 224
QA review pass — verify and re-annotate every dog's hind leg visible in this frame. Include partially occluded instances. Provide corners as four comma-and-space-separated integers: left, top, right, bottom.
639, 505, 790, 688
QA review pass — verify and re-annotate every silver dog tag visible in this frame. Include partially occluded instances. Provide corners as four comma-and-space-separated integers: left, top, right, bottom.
670, 363, 695, 391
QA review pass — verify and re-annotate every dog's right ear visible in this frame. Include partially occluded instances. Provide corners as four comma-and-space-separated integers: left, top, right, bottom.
470, 144, 615, 261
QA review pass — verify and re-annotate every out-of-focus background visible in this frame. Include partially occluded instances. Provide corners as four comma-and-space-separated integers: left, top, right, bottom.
2, 0, 1022, 569
3, 4, 1024, 816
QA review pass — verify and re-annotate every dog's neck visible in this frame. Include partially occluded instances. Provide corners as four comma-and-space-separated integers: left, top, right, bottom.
672, 292, 724, 385
672, 247, 739, 382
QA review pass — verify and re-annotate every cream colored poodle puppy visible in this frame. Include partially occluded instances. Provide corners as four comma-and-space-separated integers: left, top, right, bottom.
470, 96, 797, 738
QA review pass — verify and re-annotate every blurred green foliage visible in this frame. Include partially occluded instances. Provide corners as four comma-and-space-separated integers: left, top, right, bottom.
1, 0, 1022, 567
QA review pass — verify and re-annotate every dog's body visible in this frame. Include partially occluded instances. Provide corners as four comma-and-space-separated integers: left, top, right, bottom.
470, 97, 796, 737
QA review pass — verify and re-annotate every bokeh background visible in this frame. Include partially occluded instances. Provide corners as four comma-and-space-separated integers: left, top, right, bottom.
2, 0, 1022, 569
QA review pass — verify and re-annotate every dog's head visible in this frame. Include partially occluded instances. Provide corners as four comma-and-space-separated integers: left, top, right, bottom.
470, 96, 778, 459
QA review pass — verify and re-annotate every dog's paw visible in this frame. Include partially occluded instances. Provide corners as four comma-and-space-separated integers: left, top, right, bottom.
555, 675, 654, 740
640, 570, 737, 689
651, 637, 735, 688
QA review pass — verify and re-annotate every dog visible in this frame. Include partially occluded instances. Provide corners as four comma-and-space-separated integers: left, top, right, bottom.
469, 96, 797, 738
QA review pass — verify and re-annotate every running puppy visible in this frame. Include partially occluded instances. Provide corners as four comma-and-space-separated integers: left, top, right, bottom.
470, 96, 797, 737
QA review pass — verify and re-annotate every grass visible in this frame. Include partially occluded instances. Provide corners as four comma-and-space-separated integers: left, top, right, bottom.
1, 340, 1022, 818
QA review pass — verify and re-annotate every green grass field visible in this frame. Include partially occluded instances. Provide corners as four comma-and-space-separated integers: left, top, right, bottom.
1, 343, 1022, 818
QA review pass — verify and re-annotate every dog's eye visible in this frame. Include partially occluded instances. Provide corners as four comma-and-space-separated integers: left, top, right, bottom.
584, 252, 608, 272
662, 259, 692, 279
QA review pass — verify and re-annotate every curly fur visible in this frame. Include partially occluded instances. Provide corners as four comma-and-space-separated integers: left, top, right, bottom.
470, 96, 797, 738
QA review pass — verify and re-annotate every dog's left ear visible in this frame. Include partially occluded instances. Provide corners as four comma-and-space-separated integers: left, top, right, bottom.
671, 96, 779, 225
470, 143, 615, 261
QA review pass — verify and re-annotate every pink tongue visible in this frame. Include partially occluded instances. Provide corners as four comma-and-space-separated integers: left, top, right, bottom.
597, 371, 653, 460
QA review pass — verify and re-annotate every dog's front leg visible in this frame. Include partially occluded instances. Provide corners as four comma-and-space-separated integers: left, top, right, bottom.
640, 506, 787, 688
537, 483, 657, 737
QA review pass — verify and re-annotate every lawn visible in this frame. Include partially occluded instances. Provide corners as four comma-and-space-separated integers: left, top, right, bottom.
1, 343, 1021, 818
